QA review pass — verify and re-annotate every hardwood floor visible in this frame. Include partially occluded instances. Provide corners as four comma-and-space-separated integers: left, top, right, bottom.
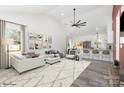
71, 59, 112, 87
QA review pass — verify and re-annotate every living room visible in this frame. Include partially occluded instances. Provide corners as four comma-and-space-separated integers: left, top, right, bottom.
0, 5, 123, 87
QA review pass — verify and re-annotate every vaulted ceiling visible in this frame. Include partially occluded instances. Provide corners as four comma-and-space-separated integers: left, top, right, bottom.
0, 5, 113, 36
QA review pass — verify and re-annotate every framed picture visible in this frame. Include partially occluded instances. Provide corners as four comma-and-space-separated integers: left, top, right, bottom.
28, 33, 52, 50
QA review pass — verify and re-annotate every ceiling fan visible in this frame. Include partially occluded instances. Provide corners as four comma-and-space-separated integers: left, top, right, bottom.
71, 8, 86, 28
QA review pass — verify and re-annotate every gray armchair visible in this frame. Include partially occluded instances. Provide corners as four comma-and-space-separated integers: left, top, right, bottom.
65, 49, 76, 60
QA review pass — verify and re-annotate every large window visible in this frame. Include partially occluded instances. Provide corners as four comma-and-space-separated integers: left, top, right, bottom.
5, 22, 23, 52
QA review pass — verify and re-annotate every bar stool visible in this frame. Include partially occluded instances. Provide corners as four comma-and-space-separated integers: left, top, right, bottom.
83, 49, 90, 58
92, 50, 100, 60
102, 50, 110, 61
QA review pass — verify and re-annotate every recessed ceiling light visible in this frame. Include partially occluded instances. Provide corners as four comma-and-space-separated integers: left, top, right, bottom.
96, 28, 99, 31
60, 13, 64, 16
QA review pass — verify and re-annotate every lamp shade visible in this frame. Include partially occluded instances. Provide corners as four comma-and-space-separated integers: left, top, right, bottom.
5, 38, 14, 45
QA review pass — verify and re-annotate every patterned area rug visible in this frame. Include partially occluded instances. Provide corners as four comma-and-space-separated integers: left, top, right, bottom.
0, 59, 90, 87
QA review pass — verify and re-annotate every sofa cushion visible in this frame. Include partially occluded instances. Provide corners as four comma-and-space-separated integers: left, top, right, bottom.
46, 57, 60, 61
13, 54, 26, 60
66, 55, 75, 58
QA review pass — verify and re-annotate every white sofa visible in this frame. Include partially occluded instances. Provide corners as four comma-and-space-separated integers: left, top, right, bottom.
11, 54, 45, 74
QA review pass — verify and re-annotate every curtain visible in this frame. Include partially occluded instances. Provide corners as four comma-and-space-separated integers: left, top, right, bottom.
0, 20, 7, 69
0, 20, 26, 69
21, 25, 26, 52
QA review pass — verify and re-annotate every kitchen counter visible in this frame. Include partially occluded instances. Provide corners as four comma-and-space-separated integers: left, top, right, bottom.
78, 48, 113, 61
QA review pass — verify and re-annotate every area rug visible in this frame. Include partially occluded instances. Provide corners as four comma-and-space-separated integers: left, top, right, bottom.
0, 59, 90, 87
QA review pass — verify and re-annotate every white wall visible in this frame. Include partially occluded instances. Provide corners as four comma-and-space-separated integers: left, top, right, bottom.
107, 16, 113, 43
0, 13, 66, 53
120, 37, 124, 43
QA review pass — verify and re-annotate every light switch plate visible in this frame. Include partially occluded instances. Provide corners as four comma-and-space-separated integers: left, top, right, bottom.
120, 44, 123, 48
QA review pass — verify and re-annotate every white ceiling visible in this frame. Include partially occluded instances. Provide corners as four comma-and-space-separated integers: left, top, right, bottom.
0, 5, 113, 36
48, 5, 104, 20
0, 5, 58, 14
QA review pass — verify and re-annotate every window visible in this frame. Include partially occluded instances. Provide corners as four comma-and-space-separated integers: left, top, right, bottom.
5, 22, 22, 52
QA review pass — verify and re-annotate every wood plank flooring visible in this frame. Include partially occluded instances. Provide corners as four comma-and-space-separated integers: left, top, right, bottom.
71, 59, 112, 87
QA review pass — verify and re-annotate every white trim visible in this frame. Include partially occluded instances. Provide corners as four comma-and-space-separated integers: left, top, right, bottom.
116, 10, 120, 61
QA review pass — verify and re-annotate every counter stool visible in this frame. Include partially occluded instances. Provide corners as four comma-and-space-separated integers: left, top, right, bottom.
102, 50, 111, 61
92, 50, 100, 60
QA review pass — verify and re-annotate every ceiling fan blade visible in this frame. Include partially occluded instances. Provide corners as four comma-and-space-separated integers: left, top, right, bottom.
79, 22, 87, 25
76, 20, 81, 24
78, 24, 86, 26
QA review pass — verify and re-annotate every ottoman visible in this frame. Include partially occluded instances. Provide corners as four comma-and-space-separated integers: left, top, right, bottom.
45, 56, 60, 65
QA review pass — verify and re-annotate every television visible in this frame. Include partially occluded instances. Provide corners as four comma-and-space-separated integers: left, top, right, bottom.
120, 11, 124, 32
